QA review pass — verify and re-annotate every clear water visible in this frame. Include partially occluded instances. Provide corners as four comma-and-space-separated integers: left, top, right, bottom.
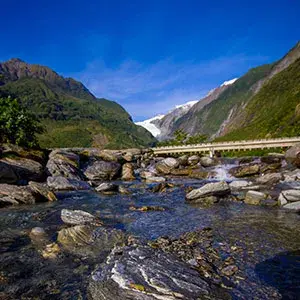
0, 179, 300, 299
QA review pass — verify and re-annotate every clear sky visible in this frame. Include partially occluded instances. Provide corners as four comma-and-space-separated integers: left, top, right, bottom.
0, 0, 299, 121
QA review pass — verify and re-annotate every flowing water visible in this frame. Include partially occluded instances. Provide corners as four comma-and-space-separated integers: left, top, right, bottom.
0, 178, 300, 299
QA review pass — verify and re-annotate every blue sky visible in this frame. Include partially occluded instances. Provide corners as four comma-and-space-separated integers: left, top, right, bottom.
0, 0, 299, 121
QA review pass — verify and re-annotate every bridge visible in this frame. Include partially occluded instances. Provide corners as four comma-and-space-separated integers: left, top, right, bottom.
152, 137, 300, 157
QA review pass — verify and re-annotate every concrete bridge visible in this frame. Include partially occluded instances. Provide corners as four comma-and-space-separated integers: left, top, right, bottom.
152, 137, 300, 157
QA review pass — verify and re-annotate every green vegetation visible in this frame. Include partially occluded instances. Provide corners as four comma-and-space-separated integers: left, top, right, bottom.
0, 97, 44, 147
157, 130, 207, 146
218, 57, 300, 141
0, 59, 156, 148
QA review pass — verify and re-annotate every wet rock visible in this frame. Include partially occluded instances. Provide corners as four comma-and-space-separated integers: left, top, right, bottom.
188, 155, 200, 166
129, 206, 165, 212
200, 156, 216, 168
30, 227, 46, 237
186, 181, 230, 202
260, 199, 278, 207
229, 180, 253, 190
121, 163, 135, 181
221, 265, 238, 276
156, 157, 179, 174
84, 160, 121, 181
47, 150, 83, 180
244, 191, 267, 205
260, 163, 282, 174
256, 173, 283, 185
95, 183, 118, 193
0, 184, 38, 206
229, 164, 260, 178
278, 190, 300, 203
170, 168, 191, 176
145, 176, 166, 183
0, 157, 44, 183
278, 193, 288, 206
188, 169, 209, 179
61, 209, 101, 226
88, 244, 228, 300
140, 170, 155, 179
285, 143, 300, 167
118, 185, 131, 194
57, 225, 93, 246
29, 181, 57, 201
47, 176, 90, 191
283, 201, 300, 211
150, 182, 172, 193
41, 243, 61, 259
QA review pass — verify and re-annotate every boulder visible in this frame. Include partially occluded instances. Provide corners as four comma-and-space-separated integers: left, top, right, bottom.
256, 173, 283, 185
229, 180, 253, 190
178, 155, 188, 166
88, 244, 228, 300
97, 150, 123, 162
229, 164, 260, 178
283, 169, 300, 181
95, 183, 118, 193
200, 156, 216, 168
140, 170, 156, 179
278, 190, 300, 203
61, 209, 101, 225
47, 176, 90, 191
187, 155, 200, 166
84, 160, 121, 181
156, 157, 179, 174
188, 169, 209, 179
29, 181, 57, 201
145, 176, 166, 183
260, 163, 282, 174
46, 150, 83, 180
283, 201, 300, 211
261, 155, 284, 164
0, 184, 38, 206
186, 181, 230, 202
170, 168, 191, 176
285, 143, 300, 167
57, 225, 93, 246
0, 161, 18, 184
121, 163, 135, 181
244, 191, 266, 205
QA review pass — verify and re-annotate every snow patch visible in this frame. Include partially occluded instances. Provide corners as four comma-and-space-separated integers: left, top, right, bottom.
136, 114, 164, 137
221, 78, 238, 86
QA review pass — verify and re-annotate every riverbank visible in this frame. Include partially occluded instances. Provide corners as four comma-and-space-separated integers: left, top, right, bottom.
0, 143, 300, 299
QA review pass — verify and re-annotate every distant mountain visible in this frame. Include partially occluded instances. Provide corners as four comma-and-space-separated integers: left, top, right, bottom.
0, 59, 156, 149
136, 79, 237, 140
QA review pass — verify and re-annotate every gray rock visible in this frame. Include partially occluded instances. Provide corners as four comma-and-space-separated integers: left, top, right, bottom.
46, 150, 83, 180
156, 157, 179, 174
186, 181, 230, 201
256, 173, 283, 185
278, 193, 288, 206
285, 143, 300, 167
279, 190, 300, 202
84, 160, 121, 181
244, 191, 266, 205
229, 180, 253, 190
283, 201, 300, 211
47, 176, 90, 191
145, 176, 166, 183
188, 155, 200, 166
0, 184, 37, 206
283, 169, 300, 181
29, 181, 57, 201
61, 209, 98, 225
200, 156, 216, 168
95, 183, 118, 193
121, 163, 135, 181
178, 155, 188, 166
229, 164, 260, 178
88, 244, 227, 300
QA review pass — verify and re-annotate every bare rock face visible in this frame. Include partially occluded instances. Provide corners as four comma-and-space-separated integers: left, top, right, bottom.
156, 157, 179, 174
47, 176, 91, 191
88, 244, 228, 300
46, 150, 83, 180
84, 160, 121, 181
186, 181, 230, 202
121, 163, 136, 181
285, 143, 300, 167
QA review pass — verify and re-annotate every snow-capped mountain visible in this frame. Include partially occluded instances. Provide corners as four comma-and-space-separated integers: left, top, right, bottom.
136, 78, 238, 140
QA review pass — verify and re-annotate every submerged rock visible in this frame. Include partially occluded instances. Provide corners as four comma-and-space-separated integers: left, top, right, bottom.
95, 183, 118, 193
57, 225, 93, 246
88, 244, 228, 300
129, 206, 165, 212
186, 181, 230, 202
47, 176, 90, 191
156, 157, 179, 174
61, 209, 101, 226
84, 160, 121, 181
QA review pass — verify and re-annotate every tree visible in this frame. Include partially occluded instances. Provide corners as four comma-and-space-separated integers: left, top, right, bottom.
0, 97, 44, 148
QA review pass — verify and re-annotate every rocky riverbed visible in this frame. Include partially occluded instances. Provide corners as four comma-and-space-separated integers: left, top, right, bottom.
0, 143, 300, 299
